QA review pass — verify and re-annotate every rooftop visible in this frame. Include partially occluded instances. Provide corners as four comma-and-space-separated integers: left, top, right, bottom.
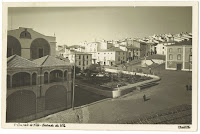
99, 47, 125, 52
7, 55, 39, 68
167, 39, 192, 46
70, 51, 92, 55
33, 55, 71, 67
146, 54, 166, 60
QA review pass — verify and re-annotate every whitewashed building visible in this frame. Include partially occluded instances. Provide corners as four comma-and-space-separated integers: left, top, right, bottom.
96, 47, 127, 66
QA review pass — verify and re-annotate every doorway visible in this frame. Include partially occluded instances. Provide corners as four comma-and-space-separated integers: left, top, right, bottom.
177, 64, 182, 70
38, 48, 44, 58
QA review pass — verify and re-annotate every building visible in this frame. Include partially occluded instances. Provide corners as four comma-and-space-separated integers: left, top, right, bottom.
165, 40, 192, 71
119, 45, 140, 61
6, 55, 72, 122
96, 47, 127, 66
69, 45, 85, 52
68, 52, 92, 70
84, 40, 113, 64
7, 27, 56, 60
56, 45, 71, 58
155, 41, 174, 55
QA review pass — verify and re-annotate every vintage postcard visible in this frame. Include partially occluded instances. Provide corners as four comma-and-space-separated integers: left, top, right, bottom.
1, 1, 198, 131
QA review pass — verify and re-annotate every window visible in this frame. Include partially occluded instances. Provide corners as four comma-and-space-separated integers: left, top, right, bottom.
163, 47, 164, 49
38, 48, 44, 58
79, 55, 81, 59
87, 55, 88, 59
169, 54, 173, 60
178, 48, 181, 53
20, 29, 31, 39
169, 48, 172, 52
123, 52, 124, 55
177, 54, 181, 60
79, 61, 81, 65
189, 55, 192, 61
190, 48, 192, 53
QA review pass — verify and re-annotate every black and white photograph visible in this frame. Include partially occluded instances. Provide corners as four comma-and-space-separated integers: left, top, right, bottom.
1, 1, 198, 131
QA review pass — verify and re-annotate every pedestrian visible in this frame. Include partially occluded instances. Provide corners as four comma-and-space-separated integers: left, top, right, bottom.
186, 85, 189, 91
189, 85, 192, 90
143, 94, 146, 101
149, 67, 152, 74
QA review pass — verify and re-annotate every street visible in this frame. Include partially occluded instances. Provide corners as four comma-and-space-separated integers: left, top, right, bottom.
32, 64, 192, 123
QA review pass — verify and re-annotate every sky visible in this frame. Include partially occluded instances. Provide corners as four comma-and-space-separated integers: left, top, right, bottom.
8, 7, 192, 46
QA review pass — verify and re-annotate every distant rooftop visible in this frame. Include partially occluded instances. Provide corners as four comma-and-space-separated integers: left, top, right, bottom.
99, 47, 125, 52
146, 54, 166, 60
70, 51, 92, 55
170, 39, 192, 46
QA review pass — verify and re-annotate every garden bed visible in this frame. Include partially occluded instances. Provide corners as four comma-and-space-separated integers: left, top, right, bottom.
77, 73, 153, 91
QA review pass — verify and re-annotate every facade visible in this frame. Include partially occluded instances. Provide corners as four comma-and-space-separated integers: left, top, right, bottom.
56, 46, 71, 58
7, 27, 56, 60
165, 40, 192, 71
155, 42, 174, 55
119, 45, 140, 61
7, 55, 72, 122
68, 52, 92, 70
84, 40, 114, 64
97, 47, 127, 66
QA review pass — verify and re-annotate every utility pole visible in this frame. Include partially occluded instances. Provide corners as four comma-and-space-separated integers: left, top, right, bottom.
72, 53, 76, 110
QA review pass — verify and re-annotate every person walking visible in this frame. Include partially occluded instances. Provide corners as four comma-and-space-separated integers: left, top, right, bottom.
189, 85, 192, 90
143, 94, 146, 101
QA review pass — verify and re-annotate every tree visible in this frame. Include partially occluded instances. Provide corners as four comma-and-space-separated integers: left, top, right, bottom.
88, 64, 105, 74
72, 66, 81, 78
84, 68, 92, 80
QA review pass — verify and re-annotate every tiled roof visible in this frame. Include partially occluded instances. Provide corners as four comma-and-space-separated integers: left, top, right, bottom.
146, 54, 166, 60
99, 47, 125, 52
170, 39, 192, 46
7, 55, 39, 68
33, 55, 71, 67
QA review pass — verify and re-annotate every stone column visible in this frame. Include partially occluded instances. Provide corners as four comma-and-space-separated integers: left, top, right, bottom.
62, 71, 65, 82
10, 75, 12, 88
30, 73, 32, 86
68, 72, 72, 81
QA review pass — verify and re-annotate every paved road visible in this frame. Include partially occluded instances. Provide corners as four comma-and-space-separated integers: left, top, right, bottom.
74, 86, 108, 107
32, 64, 192, 124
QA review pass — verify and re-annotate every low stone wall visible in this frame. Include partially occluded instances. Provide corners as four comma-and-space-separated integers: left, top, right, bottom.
105, 68, 160, 98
